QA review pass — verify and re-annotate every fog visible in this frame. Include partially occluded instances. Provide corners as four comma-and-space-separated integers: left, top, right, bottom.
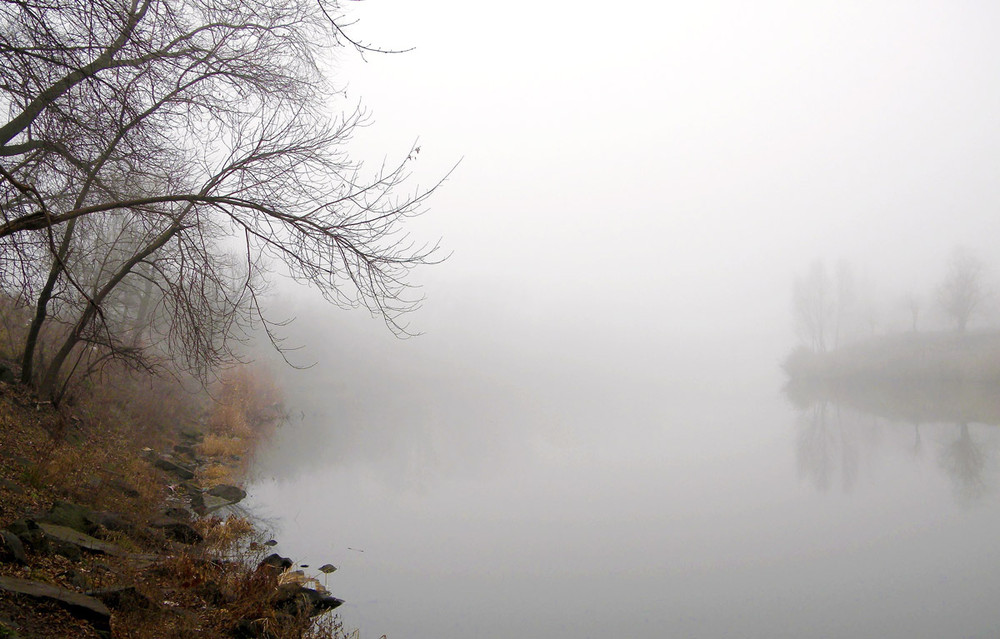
246, 3, 1000, 638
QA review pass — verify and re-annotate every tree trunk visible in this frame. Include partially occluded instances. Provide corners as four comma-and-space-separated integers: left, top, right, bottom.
38, 222, 181, 400
21, 219, 78, 384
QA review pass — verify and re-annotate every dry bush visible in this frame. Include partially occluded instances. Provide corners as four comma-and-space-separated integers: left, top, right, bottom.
209, 365, 283, 439
197, 515, 256, 555
26, 418, 163, 519
73, 363, 207, 450
196, 364, 285, 484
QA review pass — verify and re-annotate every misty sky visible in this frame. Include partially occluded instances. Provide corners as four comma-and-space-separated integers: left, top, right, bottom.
315, 1, 1000, 339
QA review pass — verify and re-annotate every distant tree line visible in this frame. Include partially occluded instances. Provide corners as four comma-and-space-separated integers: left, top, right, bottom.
0, 0, 442, 402
792, 247, 991, 352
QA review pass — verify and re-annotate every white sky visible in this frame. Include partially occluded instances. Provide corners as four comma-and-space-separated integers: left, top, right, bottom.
326, 0, 1000, 337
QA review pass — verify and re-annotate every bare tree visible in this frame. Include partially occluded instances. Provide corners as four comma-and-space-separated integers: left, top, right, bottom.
937, 247, 986, 333
793, 261, 834, 352
0, 0, 445, 401
832, 259, 855, 349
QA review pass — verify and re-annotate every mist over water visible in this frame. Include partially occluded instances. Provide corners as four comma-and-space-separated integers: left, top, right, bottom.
245, 2, 1000, 637
244, 289, 1000, 639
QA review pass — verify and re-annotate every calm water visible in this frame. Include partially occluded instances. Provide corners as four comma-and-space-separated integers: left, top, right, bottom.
247, 330, 1000, 639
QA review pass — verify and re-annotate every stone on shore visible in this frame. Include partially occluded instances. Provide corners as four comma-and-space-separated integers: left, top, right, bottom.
0, 530, 27, 564
206, 484, 247, 503
153, 456, 196, 480
0, 575, 111, 633
259, 553, 293, 572
272, 582, 344, 617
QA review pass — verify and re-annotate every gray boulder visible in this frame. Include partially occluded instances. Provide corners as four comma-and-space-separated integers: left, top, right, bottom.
207, 484, 247, 503
153, 456, 195, 480
41, 500, 91, 533
0, 575, 110, 633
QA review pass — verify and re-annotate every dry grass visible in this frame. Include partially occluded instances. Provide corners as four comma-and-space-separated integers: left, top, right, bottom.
194, 364, 286, 485
197, 433, 248, 458
197, 515, 256, 555
197, 463, 234, 484
209, 365, 283, 440
0, 325, 360, 639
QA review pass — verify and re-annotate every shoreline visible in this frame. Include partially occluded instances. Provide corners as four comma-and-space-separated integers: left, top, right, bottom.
0, 378, 346, 638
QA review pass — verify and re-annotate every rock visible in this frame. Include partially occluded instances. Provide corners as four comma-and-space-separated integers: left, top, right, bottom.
85, 511, 133, 536
0, 530, 27, 564
207, 484, 247, 503
272, 583, 344, 617
162, 506, 192, 521
0, 363, 15, 384
259, 553, 293, 572
172, 444, 196, 458
7, 520, 49, 555
201, 494, 235, 513
153, 456, 195, 480
41, 502, 131, 537
42, 500, 92, 533
106, 477, 140, 498
63, 568, 92, 590
179, 481, 201, 494
178, 426, 203, 442
38, 523, 126, 556
188, 492, 207, 516
36, 522, 157, 565
51, 538, 83, 562
87, 585, 152, 611
0, 575, 111, 633
150, 517, 203, 545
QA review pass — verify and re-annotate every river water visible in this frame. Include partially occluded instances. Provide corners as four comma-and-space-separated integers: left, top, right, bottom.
247, 322, 1000, 639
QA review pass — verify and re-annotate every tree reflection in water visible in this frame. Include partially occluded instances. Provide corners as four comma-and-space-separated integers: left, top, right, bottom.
939, 423, 989, 504
785, 379, 998, 503
795, 400, 865, 493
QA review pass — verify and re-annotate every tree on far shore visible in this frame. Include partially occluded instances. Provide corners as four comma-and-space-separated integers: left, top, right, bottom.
793, 261, 834, 352
937, 247, 987, 333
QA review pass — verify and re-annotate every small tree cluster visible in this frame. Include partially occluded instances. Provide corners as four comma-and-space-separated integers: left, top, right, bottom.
793, 248, 993, 351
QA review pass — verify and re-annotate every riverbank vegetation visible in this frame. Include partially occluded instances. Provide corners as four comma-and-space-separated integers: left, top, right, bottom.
0, 360, 357, 638
0, 2, 436, 634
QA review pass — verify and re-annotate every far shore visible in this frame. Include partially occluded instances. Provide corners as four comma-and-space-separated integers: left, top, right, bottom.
783, 330, 1000, 383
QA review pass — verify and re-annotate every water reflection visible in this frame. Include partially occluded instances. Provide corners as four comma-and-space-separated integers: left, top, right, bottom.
940, 423, 988, 503
786, 380, 999, 503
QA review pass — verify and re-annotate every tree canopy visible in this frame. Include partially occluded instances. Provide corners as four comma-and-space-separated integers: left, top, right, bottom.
0, 0, 441, 400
